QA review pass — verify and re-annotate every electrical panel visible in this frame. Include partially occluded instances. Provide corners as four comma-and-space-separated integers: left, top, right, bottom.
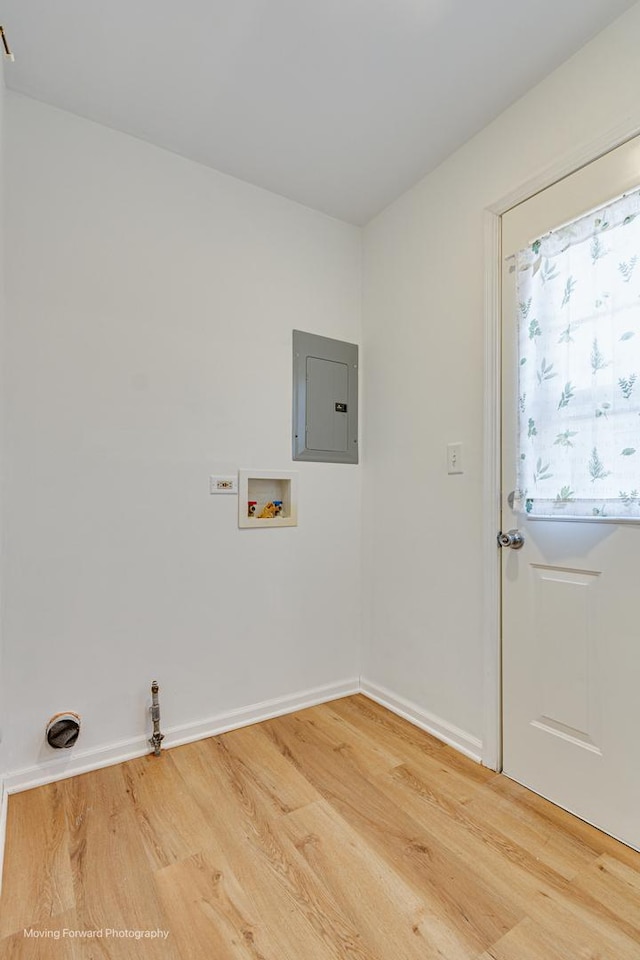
292, 330, 358, 463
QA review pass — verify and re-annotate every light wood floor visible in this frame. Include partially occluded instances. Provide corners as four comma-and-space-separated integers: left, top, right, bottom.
1, 696, 639, 959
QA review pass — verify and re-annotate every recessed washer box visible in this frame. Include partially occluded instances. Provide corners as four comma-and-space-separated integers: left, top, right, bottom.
292, 330, 358, 464
238, 469, 298, 528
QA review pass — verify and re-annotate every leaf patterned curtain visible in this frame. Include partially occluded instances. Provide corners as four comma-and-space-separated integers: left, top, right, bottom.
516, 188, 640, 519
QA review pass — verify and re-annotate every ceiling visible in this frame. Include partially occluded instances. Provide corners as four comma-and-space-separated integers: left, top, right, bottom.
0, 0, 636, 224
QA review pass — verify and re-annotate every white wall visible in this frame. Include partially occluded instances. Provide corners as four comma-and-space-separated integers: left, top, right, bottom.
0, 58, 6, 843
0, 94, 361, 778
361, 3, 640, 745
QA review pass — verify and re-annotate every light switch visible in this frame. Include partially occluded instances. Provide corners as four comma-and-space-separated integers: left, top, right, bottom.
447, 442, 463, 475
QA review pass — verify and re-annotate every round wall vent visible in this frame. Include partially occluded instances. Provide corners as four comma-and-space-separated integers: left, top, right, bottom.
46, 712, 81, 749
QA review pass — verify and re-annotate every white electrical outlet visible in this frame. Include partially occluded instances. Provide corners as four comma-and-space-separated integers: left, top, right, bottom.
209, 475, 238, 494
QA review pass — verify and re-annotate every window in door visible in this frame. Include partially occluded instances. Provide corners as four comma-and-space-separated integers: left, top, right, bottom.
515, 187, 640, 519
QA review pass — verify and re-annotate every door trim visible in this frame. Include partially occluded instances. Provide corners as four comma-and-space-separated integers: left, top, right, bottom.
481, 117, 640, 772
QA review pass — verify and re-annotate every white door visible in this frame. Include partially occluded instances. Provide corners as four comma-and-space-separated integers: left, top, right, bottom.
501, 135, 640, 851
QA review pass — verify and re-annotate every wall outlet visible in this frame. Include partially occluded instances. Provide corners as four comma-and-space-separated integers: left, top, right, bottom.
209, 475, 238, 494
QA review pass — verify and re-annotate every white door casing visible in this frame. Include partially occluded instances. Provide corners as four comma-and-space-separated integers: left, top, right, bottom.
500, 135, 640, 850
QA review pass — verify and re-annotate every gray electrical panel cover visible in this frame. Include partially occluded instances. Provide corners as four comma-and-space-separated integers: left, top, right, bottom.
292, 330, 358, 463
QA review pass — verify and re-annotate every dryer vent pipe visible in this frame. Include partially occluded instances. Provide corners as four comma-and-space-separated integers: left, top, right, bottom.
46, 712, 81, 749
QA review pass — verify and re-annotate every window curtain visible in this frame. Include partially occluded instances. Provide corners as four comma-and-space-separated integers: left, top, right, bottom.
516, 188, 640, 519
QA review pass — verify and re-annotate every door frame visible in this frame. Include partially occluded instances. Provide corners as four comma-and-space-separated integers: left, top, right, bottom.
481, 117, 640, 772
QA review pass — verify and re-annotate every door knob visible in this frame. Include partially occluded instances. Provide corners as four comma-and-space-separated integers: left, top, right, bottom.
497, 529, 525, 550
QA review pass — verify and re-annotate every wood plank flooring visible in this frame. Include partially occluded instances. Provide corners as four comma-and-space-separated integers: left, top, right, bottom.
1, 694, 639, 959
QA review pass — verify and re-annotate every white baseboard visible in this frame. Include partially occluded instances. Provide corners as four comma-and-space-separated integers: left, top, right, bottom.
2, 678, 360, 795
2, 677, 483, 795
360, 678, 483, 763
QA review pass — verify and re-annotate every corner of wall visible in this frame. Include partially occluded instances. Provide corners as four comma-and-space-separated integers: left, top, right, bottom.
0, 44, 7, 903
0, 777, 7, 898
359, 677, 482, 762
